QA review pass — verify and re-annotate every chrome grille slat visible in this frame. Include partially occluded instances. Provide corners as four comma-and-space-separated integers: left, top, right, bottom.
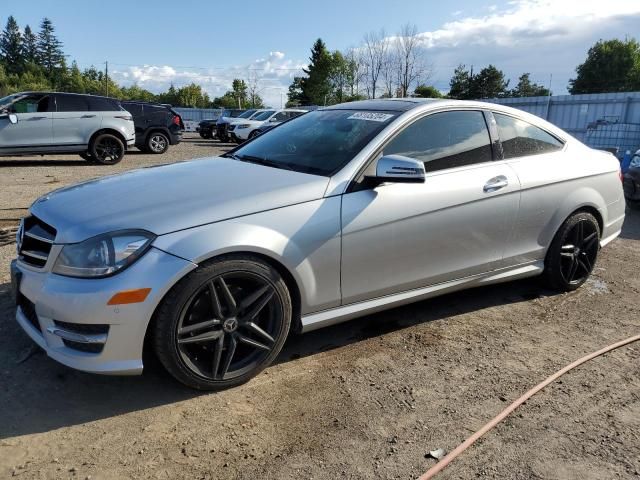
24, 231, 54, 244
18, 216, 57, 268
21, 250, 49, 261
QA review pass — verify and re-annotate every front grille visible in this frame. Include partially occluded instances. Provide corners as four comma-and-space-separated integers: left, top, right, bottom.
18, 216, 56, 268
18, 294, 41, 333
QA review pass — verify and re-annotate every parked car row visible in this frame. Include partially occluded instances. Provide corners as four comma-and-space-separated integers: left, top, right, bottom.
0, 91, 184, 165
196, 107, 310, 144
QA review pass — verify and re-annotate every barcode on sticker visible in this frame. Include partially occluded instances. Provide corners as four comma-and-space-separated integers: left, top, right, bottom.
347, 112, 394, 122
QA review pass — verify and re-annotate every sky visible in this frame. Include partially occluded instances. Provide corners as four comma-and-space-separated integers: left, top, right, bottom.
4, 0, 640, 107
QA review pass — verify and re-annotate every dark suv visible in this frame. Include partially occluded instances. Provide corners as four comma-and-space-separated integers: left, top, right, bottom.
121, 101, 184, 154
215, 109, 246, 143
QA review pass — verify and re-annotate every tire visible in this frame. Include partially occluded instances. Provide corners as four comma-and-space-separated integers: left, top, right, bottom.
79, 152, 93, 162
90, 133, 125, 165
146, 132, 170, 154
248, 130, 260, 140
152, 255, 292, 390
543, 211, 600, 291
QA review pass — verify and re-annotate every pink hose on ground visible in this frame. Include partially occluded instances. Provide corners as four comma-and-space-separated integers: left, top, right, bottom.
419, 333, 640, 479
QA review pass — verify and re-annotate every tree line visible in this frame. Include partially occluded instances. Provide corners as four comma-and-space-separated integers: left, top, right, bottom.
287, 33, 640, 106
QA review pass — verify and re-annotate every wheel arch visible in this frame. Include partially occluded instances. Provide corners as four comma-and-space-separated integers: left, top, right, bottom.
145, 127, 171, 143
89, 128, 127, 150
144, 249, 304, 359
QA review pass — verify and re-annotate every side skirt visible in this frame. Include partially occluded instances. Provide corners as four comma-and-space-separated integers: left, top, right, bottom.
300, 261, 544, 333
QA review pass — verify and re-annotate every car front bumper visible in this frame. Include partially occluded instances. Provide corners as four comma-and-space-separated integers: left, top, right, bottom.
11, 247, 196, 375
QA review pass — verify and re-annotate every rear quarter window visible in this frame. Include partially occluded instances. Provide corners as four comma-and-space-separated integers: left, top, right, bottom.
88, 97, 121, 112
494, 113, 564, 159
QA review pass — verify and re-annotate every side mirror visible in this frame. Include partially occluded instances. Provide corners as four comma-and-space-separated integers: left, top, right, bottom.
369, 155, 425, 184
8, 114, 17, 124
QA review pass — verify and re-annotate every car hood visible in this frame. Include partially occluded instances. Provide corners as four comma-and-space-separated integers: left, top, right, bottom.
30, 157, 330, 243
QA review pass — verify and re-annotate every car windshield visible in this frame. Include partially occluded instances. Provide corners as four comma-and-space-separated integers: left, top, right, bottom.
0, 94, 20, 110
248, 110, 266, 119
238, 110, 256, 119
252, 110, 275, 121
227, 109, 398, 176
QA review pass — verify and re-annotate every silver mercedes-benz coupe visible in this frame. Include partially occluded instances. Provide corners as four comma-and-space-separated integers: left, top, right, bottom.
11, 99, 625, 390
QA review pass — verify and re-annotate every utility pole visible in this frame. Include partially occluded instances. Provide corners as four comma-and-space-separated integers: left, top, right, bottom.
105, 61, 109, 97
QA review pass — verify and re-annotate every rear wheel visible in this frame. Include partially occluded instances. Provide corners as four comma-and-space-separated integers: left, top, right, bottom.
90, 133, 125, 165
153, 255, 292, 390
146, 132, 169, 154
543, 212, 600, 291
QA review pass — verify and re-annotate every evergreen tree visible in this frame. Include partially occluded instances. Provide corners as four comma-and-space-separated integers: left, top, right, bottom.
448, 64, 472, 99
0, 16, 24, 74
22, 25, 38, 64
470, 65, 509, 99
510, 73, 550, 97
286, 76, 305, 106
37, 18, 65, 79
301, 39, 333, 105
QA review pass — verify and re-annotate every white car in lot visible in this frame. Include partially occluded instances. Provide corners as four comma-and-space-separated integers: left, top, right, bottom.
0, 91, 135, 164
230, 109, 308, 142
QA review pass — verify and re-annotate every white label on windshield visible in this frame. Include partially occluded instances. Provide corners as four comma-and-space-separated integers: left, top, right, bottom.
347, 112, 394, 122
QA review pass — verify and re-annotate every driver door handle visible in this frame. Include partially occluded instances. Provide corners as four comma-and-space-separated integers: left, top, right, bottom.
483, 175, 509, 193
29, 116, 47, 120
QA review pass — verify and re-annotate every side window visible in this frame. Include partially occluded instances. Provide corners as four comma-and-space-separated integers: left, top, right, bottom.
56, 95, 89, 112
88, 97, 120, 111
10, 94, 50, 113
494, 113, 563, 159
122, 103, 143, 116
272, 112, 289, 122
384, 110, 493, 172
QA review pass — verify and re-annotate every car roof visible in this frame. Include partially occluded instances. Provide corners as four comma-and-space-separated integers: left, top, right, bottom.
327, 98, 446, 112
17, 91, 118, 101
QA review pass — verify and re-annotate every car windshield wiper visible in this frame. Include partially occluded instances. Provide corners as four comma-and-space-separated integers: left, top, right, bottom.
233, 154, 294, 171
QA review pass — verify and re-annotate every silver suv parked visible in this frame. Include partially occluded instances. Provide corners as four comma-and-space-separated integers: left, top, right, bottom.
0, 92, 135, 165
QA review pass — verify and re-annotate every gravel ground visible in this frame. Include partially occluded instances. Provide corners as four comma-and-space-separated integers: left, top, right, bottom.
0, 135, 639, 479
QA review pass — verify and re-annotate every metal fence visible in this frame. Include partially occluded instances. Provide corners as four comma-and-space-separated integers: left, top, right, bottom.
486, 92, 640, 157
173, 108, 223, 122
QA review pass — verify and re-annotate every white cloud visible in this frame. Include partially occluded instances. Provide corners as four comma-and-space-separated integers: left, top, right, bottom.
111, 51, 307, 108
110, 0, 640, 103
420, 0, 640, 93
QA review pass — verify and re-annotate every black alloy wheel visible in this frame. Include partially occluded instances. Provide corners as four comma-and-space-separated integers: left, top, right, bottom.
153, 256, 291, 390
90, 133, 125, 165
544, 212, 600, 291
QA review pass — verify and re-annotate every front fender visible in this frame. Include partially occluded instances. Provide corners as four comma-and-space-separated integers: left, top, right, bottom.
152, 197, 342, 314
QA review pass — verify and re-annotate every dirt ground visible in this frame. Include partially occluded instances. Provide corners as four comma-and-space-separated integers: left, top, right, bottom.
0, 134, 639, 479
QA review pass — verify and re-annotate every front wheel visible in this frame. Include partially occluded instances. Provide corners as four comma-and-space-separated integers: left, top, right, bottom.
90, 133, 125, 165
248, 130, 260, 140
152, 255, 292, 390
543, 211, 600, 291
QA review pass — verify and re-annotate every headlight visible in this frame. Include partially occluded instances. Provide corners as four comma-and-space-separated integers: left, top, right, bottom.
53, 230, 155, 278
237, 124, 250, 129
630, 156, 640, 169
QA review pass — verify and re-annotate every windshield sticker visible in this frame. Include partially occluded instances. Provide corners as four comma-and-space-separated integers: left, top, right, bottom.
347, 112, 394, 122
